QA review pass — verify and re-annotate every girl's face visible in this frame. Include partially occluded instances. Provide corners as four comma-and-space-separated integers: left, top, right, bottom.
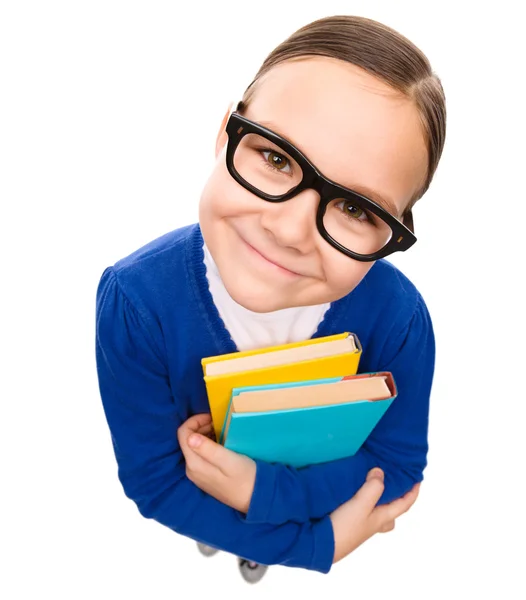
199, 57, 427, 312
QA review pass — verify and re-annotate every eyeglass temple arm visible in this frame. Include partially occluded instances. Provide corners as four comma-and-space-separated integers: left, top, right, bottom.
231, 98, 415, 237
403, 210, 414, 234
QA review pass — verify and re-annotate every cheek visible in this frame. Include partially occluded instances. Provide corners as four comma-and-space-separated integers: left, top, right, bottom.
322, 249, 374, 297
199, 159, 255, 220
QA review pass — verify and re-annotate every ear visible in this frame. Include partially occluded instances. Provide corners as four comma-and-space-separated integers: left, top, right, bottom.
215, 102, 234, 158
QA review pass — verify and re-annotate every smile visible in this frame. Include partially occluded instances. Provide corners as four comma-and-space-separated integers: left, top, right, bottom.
243, 239, 302, 278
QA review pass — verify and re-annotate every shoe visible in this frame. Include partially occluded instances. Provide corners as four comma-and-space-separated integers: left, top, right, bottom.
237, 558, 269, 583
196, 542, 219, 557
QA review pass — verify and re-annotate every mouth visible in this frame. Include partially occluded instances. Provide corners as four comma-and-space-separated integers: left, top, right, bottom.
242, 239, 303, 278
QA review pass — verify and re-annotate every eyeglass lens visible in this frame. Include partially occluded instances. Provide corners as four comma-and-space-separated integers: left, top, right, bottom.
233, 132, 394, 255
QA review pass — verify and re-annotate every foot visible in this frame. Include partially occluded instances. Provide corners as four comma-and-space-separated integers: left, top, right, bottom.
238, 558, 269, 583
196, 542, 219, 557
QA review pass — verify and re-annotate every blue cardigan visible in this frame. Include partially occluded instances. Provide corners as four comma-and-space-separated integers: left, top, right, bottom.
95, 223, 434, 573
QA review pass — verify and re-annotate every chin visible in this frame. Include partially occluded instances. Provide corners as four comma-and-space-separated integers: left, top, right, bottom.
223, 280, 288, 313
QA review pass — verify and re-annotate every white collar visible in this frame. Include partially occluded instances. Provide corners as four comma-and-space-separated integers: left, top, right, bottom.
203, 242, 330, 351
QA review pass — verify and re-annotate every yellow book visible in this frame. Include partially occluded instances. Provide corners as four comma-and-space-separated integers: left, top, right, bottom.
201, 332, 362, 441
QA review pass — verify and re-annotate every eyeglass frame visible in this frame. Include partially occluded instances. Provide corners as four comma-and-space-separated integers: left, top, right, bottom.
225, 112, 417, 262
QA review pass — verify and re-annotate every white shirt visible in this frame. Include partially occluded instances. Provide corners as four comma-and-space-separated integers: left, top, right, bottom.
203, 243, 331, 352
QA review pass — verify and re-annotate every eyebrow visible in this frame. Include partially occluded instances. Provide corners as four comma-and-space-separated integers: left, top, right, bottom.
346, 185, 400, 218
256, 119, 401, 218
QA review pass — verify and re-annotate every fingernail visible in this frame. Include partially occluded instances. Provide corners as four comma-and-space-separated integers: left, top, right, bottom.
189, 434, 202, 448
367, 468, 384, 481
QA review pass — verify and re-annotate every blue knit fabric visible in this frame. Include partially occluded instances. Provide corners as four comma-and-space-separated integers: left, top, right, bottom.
95, 223, 434, 573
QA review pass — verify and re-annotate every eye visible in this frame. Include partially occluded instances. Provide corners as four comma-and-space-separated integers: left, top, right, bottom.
335, 200, 369, 222
262, 150, 291, 173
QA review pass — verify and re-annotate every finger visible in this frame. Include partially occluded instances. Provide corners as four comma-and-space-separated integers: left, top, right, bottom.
366, 468, 384, 482
380, 521, 395, 533
195, 422, 213, 434
185, 446, 218, 481
348, 468, 385, 514
183, 413, 213, 433
197, 422, 216, 440
178, 414, 212, 446
178, 414, 211, 452
181, 431, 220, 475
187, 433, 231, 474
377, 482, 420, 523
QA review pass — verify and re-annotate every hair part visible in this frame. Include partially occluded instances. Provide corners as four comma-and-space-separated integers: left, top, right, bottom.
238, 15, 446, 211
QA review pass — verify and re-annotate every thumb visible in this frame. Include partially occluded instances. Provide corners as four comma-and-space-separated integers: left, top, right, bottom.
188, 434, 228, 471
352, 468, 385, 509
366, 468, 384, 482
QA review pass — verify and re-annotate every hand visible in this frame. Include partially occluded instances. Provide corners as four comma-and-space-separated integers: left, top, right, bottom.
330, 468, 420, 563
177, 413, 257, 513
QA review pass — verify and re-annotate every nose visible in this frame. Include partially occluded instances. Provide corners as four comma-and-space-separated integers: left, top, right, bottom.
259, 188, 320, 253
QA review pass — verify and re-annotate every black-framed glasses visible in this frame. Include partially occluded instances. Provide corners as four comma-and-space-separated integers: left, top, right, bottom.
225, 112, 417, 262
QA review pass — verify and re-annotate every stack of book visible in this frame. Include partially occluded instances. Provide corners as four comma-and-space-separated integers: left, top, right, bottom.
201, 332, 396, 468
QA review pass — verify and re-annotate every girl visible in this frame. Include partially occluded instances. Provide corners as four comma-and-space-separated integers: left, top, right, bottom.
95, 15, 446, 579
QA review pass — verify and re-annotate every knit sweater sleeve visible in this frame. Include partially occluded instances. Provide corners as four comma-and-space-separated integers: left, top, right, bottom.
245, 295, 434, 525
95, 267, 334, 572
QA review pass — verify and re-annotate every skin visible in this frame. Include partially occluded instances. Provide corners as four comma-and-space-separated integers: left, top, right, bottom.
182, 56, 428, 563
199, 56, 427, 313
179, 413, 419, 563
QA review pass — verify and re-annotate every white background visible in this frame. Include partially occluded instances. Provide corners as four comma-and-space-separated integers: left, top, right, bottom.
1, 1, 525, 598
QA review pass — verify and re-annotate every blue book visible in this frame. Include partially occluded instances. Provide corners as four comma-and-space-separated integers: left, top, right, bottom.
220, 372, 397, 467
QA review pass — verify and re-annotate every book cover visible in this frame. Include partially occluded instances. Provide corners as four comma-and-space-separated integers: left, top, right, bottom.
202, 332, 362, 441
222, 372, 397, 468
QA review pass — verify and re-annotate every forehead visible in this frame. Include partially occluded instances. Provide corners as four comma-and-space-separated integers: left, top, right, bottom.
243, 57, 427, 213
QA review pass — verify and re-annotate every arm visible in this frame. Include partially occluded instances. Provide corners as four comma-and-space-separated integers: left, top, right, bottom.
95, 267, 333, 572
245, 296, 434, 525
